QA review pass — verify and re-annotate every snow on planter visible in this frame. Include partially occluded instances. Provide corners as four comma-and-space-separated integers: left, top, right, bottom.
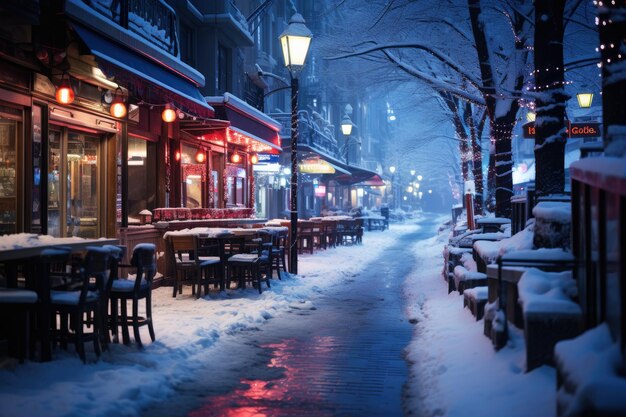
532, 201, 571, 250
517, 267, 582, 371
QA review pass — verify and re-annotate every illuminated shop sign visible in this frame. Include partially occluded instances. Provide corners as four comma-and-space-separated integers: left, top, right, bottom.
522, 122, 601, 139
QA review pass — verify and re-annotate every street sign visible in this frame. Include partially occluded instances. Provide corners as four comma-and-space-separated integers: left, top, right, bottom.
522, 122, 601, 139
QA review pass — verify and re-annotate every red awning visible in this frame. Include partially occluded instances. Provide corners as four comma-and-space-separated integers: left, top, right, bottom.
207, 93, 282, 153
359, 175, 385, 186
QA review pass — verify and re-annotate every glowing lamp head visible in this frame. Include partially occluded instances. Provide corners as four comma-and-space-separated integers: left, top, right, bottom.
195, 151, 205, 163
231, 153, 241, 163
279, 14, 312, 71
577, 93, 593, 108
250, 154, 259, 164
162, 105, 177, 123
110, 101, 127, 118
389, 166, 396, 174
341, 114, 353, 136
56, 76, 74, 105
174, 151, 181, 162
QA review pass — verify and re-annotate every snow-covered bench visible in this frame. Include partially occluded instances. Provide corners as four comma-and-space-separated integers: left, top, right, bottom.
518, 267, 582, 371
555, 324, 626, 416
463, 286, 488, 320
487, 248, 577, 351
453, 265, 487, 295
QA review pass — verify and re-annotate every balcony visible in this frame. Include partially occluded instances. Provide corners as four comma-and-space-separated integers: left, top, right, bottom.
65, 0, 205, 90
72, 0, 178, 55
197, 0, 254, 47
270, 111, 341, 160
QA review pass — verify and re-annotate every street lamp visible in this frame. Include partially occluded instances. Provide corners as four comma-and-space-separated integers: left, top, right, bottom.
341, 114, 353, 164
280, 13, 312, 276
388, 166, 396, 208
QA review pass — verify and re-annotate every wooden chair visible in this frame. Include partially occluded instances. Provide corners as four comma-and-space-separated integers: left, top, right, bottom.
109, 243, 156, 347
269, 230, 288, 279
0, 287, 38, 362
167, 234, 221, 298
50, 247, 111, 363
321, 220, 337, 249
226, 235, 270, 294
297, 221, 315, 254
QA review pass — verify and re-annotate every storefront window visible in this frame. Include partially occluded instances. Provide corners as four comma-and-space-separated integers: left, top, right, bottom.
181, 143, 204, 208
0, 118, 17, 234
225, 165, 246, 207
31, 105, 43, 233
127, 137, 156, 223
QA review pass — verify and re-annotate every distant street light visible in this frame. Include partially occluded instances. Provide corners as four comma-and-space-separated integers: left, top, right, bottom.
341, 114, 353, 136
280, 13, 312, 275
417, 175, 423, 181
341, 114, 353, 164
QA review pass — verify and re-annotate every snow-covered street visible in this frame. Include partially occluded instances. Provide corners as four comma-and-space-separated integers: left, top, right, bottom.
0, 214, 556, 416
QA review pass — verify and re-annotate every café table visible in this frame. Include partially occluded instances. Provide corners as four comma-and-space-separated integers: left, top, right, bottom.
0, 234, 119, 361
355, 215, 387, 231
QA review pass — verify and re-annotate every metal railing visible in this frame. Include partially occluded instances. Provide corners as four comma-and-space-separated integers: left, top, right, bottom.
79, 0, 178, 56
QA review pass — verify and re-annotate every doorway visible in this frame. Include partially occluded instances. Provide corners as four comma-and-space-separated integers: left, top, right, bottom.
48, 128, 102, 237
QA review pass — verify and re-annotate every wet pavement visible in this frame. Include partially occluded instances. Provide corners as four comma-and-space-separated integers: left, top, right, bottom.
142, 219, 436, 417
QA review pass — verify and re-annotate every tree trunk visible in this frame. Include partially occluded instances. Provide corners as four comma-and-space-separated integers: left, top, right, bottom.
469, 0, 516, 218
471, 107, 486, 215
599, 3, 626, 156
534, 0, 567, 197
492, 111, 516, 219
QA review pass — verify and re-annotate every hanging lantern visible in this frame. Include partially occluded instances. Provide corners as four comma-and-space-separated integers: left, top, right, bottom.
195, 150, 205, 163
56, 73, 74, 105
109, 88, 126, 118
231, 153, 241, 163
250, 154, 259, 164
576, 93, 593, 108
162, 104, 177, 123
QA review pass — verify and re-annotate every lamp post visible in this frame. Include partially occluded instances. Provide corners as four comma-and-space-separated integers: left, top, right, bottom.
341, 114, 353, 164
280, 13, 312, 276
389, 165, 396, 208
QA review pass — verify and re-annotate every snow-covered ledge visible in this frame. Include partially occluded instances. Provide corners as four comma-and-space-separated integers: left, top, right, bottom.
570, 156, 626, 190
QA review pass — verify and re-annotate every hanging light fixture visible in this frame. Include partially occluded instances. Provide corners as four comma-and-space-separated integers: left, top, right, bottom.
577, 93, 593, 108
55, 73, 74, 105
174, 150, 181, 162
162, 104, 177, 123
109, 88, 127, 118
195, 149, 205, 163
231, 153, 241, 163
250, 154, 259, 164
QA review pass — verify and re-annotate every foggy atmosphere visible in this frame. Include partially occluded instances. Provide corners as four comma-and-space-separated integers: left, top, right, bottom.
0, 1, 624, 416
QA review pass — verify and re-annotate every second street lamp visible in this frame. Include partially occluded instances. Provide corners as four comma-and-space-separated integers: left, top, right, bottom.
279, 13, 312, 276
341, 114, 353, 164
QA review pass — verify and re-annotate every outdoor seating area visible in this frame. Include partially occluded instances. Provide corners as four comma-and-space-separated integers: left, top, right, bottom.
0, 234, 158, 363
